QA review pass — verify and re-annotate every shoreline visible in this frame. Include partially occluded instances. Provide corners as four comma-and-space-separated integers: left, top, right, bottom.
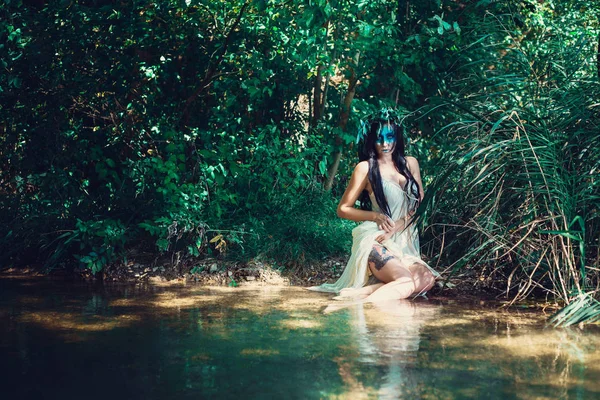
0, 259, 559, 311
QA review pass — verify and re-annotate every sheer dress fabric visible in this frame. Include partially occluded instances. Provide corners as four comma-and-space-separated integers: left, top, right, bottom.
308, 178, 439, 294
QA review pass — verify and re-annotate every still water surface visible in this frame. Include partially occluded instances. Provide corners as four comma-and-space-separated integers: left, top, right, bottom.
1, 277, 599, 399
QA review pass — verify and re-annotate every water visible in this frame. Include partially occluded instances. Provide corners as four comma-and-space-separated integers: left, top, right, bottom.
1, 277, 599, 399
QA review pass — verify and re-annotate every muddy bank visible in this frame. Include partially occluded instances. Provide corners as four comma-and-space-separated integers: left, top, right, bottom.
2, 257, 356, 287
1, 255, 524, 304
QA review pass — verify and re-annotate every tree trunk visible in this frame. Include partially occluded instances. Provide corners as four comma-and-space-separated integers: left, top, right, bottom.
312, 65, 324, 126
396, 0, 406, 27
396, 0, 410, 35
597, 30, 600, 80
320, 22, 340, 118
324, 52, 360, 191
320, 68, 331, 118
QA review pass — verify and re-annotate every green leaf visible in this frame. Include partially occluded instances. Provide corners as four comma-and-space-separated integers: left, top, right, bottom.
452, 21, 461, 34
549, 293, 600, 327
539, 230, 581, 241
156, 238, 169, 251
318, 159, 327, 175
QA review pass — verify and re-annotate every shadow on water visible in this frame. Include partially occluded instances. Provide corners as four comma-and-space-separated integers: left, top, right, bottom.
1, 277, 599, 399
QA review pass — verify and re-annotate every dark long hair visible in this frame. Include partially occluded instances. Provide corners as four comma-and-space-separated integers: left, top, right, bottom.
357, 119, 421, 218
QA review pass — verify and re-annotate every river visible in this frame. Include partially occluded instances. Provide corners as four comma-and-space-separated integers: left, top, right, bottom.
1, 277, 598, 399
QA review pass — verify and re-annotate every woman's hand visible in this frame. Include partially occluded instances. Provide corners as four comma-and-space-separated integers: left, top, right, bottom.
375, 230, 395, 244
373, 213, 395, 232
375, 216, 407, 242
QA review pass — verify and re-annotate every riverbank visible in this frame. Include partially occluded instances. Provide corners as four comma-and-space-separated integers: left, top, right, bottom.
0, 255, 525, 305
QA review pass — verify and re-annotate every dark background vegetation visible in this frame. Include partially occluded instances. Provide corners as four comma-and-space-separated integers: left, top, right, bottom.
1, 0, 599, 312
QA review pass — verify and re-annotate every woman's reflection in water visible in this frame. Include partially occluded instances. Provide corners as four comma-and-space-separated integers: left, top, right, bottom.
336, 300, 440, 398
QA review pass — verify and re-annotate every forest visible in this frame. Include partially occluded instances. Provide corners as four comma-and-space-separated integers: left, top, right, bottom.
1, 0, 599, 325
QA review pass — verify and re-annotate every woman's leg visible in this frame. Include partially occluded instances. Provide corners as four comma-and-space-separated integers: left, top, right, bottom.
333, 245, 390, 300
334, 245, 436, 303
407, 262, 436, 296
336, 283, 384, 300
364, 269, 415, 302
365, 263, 436, 302
363, 245, 416, 302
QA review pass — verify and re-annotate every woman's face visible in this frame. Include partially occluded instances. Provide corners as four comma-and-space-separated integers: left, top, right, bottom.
375, 124, 396, 156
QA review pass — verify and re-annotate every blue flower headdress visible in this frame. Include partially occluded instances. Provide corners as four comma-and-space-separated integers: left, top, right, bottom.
356, 107, 412, 144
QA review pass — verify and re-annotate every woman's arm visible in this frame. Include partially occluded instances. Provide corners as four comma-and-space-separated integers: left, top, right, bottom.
406, 156, 425, 202
337, 161, 395, 232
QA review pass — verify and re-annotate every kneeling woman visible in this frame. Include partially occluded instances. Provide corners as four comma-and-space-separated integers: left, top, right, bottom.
309, 113, 438, 301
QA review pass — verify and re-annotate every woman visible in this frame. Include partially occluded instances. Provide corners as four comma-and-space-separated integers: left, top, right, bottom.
309, 112, 439, 301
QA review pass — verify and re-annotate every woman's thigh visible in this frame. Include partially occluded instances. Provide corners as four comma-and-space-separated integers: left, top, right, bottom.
367, 245, 412, 283
407, 262, 435, 294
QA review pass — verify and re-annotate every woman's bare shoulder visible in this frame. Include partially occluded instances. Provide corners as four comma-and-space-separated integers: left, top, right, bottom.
405, 156, 420, 170
354, 160, 369, 175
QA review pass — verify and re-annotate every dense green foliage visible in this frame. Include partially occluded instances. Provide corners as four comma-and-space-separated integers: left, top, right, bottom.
419, 1, 600, 310
1, 0, 598, 315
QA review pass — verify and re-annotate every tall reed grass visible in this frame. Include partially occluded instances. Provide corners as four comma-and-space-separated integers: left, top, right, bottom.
421, 11, 600, 325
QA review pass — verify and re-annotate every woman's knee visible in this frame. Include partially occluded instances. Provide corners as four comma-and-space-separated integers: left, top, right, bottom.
416, 270, 435, 293
408, 263, 435, 292
423, 272, 435, 291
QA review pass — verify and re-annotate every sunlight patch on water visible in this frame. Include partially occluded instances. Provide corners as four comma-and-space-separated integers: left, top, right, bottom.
19, 311, 141, 333
280, 319, 322, 329
274, 295, 330, 311
330, 355, 378, 399
108, 291, 225, 311
240, 348, 281, 357
150, 291, 221, 309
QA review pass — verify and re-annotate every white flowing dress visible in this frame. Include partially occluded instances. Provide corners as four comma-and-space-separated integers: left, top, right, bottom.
308, 178, 439, 293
